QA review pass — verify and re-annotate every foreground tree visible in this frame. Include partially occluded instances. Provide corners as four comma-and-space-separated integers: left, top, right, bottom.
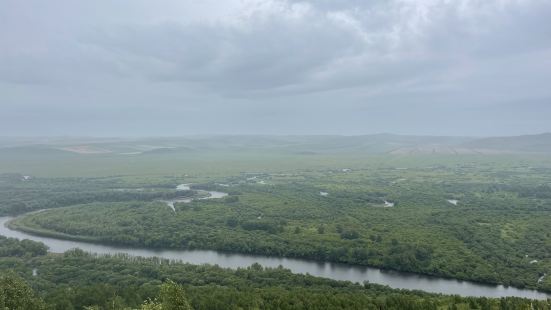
141, 280, 192, 310
0, 273, 45, 310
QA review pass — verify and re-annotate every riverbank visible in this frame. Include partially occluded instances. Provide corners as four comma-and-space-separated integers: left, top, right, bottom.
2, 215, 550, 299
7, 216, 103, 244
4, 243, 549, 310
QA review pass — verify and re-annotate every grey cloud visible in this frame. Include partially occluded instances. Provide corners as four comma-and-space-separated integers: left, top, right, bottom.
0, 0, 550, 136
73, 0, 551, 99
82, 8, 364, 94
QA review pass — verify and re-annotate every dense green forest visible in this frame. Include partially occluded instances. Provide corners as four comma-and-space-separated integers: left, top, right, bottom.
2, 153, 551, 310
1, 236, 550, 309
3, 155, 551, 293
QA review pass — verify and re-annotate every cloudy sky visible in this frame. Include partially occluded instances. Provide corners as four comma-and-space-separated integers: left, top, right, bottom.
1, 0, 550, 137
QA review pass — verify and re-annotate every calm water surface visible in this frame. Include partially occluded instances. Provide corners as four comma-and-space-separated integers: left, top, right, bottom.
1, 217, 549, 299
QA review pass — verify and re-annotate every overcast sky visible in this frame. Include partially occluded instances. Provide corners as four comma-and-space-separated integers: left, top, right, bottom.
1, 0, 550, 137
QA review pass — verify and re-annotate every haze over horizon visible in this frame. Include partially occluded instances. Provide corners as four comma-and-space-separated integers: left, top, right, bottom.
1, 132, 551, 140
2, 0, 550, 137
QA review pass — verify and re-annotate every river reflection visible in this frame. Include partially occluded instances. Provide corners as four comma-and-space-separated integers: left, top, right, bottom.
1, 217, 549, 300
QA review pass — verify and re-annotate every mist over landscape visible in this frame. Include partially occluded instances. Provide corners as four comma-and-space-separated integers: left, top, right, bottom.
2, 1, 551, 309
2, 0, 551, 136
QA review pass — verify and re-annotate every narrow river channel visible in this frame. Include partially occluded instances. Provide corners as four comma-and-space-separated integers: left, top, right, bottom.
1, 216, 549, 299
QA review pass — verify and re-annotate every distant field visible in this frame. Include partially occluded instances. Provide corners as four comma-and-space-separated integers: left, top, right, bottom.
2, 148, 550, 178
1, 134, 551, 177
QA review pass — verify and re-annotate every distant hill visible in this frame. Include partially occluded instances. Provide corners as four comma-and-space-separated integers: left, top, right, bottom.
1, 133, 550, 156
462, 133, 551, 154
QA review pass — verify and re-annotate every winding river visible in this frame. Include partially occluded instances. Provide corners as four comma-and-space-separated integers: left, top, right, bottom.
0, 187, 549, 299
